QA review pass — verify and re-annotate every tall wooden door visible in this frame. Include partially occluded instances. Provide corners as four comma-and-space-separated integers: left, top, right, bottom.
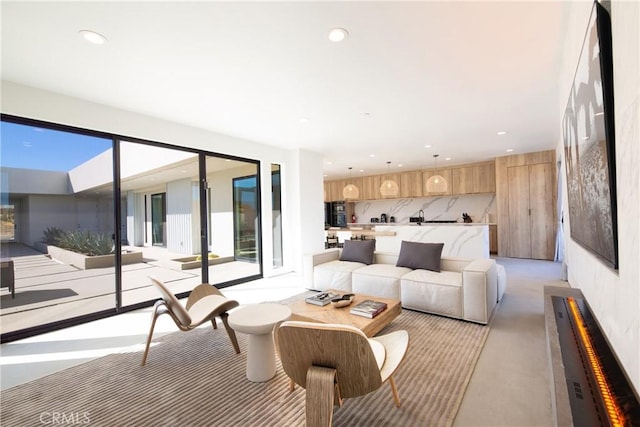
507, 163, 556, 260
507, 165, 532, 258
529, 163, 556, 260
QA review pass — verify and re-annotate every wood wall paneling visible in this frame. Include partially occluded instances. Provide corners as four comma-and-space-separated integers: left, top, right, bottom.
495, 157, 510, 257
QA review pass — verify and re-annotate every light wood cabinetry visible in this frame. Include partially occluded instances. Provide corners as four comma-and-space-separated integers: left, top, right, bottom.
324, 160, 495, 200
422, 168, 452, 195
360, 175, 382, 200
452, 163, 495, 194
379, 173, 401, 198
452, 166, 473, 194
489, 224, 498, 254
496, 150, 556, 260
474, 163, 496, 193
400, 171, 424, 198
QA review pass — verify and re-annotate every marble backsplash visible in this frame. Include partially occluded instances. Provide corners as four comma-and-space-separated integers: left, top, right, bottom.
353, 193, 496, 224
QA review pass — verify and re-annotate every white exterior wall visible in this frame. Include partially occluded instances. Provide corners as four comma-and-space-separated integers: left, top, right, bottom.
2, 167, 70, 195
165, 178, 195, 254
558, 0, 640, 392
19, 194, 109, 246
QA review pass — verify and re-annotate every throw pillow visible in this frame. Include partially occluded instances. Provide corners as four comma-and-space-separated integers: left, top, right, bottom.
340, 239, 375, 265
396, 241, 444, 272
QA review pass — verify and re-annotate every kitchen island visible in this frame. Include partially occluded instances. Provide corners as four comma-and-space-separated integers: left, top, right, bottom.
373, 224, 490, 258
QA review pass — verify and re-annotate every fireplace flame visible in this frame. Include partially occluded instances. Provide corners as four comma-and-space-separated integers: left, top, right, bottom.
567, 297, 625, 426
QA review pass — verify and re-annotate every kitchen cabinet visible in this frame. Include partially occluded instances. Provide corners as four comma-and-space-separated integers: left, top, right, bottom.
379, 173, 401, 198
474, 163, 496, 193
326, 178, 363, 202
360, 175, 382, 200
506, 162, 556, 260
452, 166, 474, 194
452, 163, 495, 194
422, 168, 452, 195
323, 160, 495, 200
400, 170, 424, 198
489, 224, 498, 254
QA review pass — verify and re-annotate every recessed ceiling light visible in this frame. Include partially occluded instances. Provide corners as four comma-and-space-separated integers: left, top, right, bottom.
497, 131, 507, 136
424, 145, 432, 148
445, 157, 452, 161
506, 148, 514, 152
299, 117, 309, 123
359, 169, 365, 173
369, 154, 375, 158
328, 28, 348, 42
397, 164, 403, 168
78, 30, 107, 45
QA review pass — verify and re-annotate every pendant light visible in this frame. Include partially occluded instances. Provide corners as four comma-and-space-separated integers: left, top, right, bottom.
380, 161, 399, 197
342, 167, 360, 200
425, 154, 448, 193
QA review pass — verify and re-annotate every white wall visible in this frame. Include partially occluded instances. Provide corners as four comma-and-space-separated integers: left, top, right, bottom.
289, 149, 326, 273
1, 81, 324, 278
559, 0, 639, 392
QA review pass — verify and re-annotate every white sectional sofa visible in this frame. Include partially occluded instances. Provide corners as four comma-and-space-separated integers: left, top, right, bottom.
303, 247, 503, 325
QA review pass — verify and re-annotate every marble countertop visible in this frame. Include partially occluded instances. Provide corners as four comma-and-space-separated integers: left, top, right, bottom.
345, 222, 496, 227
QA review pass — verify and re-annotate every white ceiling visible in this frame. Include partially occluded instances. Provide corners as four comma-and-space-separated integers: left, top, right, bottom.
1, 1, 567, 180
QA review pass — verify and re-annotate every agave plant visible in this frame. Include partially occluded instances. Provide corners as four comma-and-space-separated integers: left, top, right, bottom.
56, 230, 114, 256
41, 226, 66, 245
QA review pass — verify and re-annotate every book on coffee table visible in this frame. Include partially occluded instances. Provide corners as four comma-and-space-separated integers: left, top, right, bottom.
305, 292, 340, 306
350, 299, 388, 318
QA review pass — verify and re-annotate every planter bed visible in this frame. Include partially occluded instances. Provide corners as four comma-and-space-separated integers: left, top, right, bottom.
170, 255, 234, 270
36, 243, 143, 270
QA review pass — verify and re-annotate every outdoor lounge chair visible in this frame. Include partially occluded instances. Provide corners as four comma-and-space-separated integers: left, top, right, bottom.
141, 276, 240, 366
274, 320, 409, 427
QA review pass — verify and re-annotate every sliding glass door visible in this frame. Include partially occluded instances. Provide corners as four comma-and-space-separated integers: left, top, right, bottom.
0, 119, 115, 336
233, 175, 258, 262
1, 116, 264, 341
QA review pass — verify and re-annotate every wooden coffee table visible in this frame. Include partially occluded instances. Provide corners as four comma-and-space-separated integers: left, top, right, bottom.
288, 290, 401, 337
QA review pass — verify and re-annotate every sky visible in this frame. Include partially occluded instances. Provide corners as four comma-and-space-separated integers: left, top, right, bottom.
0, 121, 112, 172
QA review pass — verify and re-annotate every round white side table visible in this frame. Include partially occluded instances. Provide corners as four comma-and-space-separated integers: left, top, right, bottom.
228, 303, 291, 382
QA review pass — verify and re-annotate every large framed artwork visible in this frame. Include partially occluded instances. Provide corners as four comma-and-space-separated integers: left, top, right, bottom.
562, 2, 618, 269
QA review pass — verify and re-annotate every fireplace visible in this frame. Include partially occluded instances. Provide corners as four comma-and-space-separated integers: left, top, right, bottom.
545, 286, 640, 426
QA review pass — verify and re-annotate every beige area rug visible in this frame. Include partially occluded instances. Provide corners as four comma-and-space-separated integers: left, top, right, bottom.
0, 307, 490, 427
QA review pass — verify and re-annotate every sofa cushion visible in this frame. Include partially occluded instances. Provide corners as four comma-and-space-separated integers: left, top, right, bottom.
396, 241, 444, 272
313, 260, 365, 292
352, 264, 413, 300
340, 239, 375, 265
400, 269, 463, 318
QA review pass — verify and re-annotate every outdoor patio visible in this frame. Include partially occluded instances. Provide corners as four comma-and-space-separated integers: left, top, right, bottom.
0, 243, 260, 335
